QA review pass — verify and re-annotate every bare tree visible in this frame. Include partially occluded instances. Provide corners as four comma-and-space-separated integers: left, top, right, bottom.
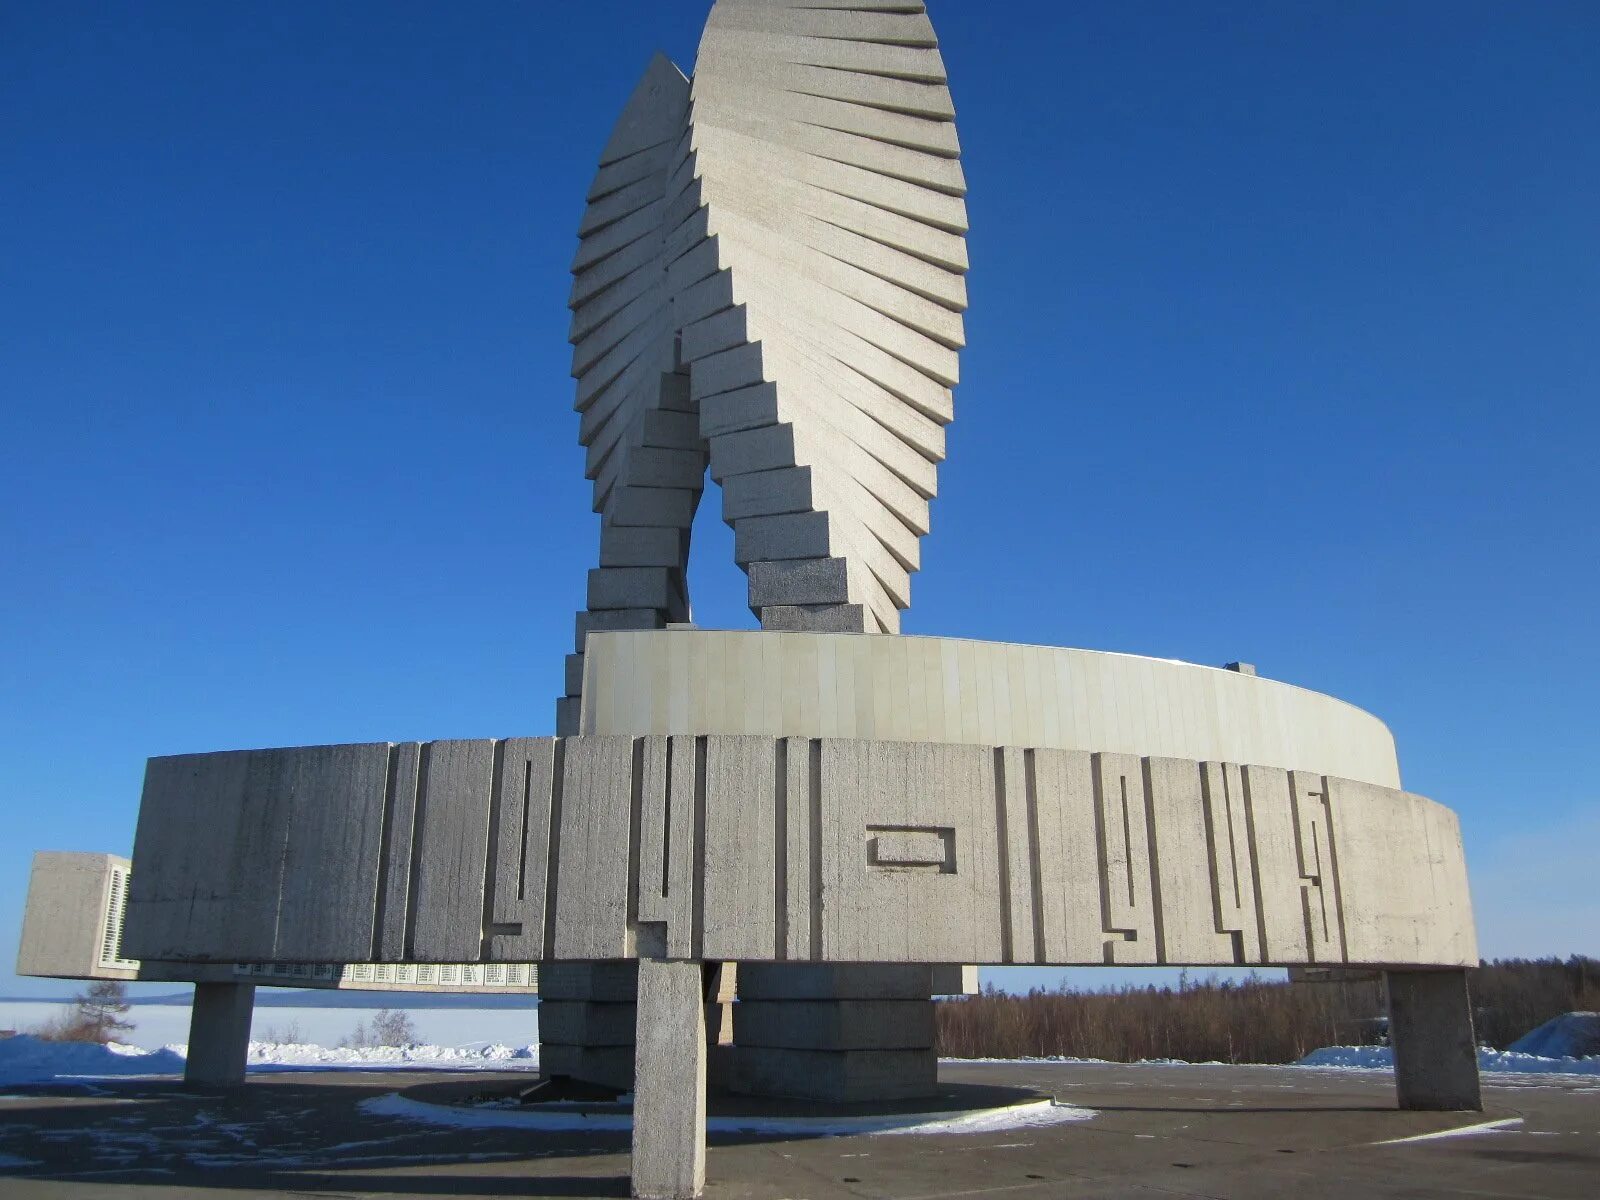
340, 1008, 417, 1049
371, 1008, 417, 1047
261, 1020, 304, 1045
35, 981, 136, 1043
77, 981, 135, 1043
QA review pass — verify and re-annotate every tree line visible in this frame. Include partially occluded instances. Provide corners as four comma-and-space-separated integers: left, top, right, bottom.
935, 957, 1600, 1063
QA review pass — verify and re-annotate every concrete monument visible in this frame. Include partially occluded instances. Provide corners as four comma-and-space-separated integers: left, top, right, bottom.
17, 4, 1482, 1198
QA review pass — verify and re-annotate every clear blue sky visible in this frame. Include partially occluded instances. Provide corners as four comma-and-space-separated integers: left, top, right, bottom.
3, 1, 1596, 998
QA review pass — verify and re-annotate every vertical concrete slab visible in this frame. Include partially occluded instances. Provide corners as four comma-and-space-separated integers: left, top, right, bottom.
1029, 748, 1102, 963
636, 736, 696, 958
782, 736, 815, 961
184, 983, 255, 1089
1198, 761, 1262, 963
1288, 771, 1345, 963
701, 736, 777, 961
410, 740, 497, 961
488, 738, 558, 961
1093, 753, 1158, 964
1241, 765, 1310, 962
275, 742, 392, 961
1387, 969, 1482, 1111
996, 746, 1037, 963
124, 750, 263, 960
1146, 756, 1240, 964
1328, 779, 1477, 967
376, 742, 423, 960
631, 959, 707, 1200
552, 736, 636, 960
818, 739, 998, 964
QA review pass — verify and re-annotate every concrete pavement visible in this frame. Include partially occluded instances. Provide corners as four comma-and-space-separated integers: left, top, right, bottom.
0, 1060, 1593, 1198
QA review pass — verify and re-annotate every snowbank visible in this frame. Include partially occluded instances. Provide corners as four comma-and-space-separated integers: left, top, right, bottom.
1508, 1012, 1600, 1059
0, 1036, 185, 1083
363, 1092, 1095, 1137
244, 1041, 539, 1070
1298, 1044, 1600, 1076
0, 1036, 540, 1086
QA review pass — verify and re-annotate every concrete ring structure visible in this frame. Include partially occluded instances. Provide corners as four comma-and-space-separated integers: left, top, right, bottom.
577, 630, 1404, 787
114, 632, 1473, 977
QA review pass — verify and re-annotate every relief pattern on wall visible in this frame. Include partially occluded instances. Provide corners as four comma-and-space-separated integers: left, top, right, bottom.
125, 736, 1474, 970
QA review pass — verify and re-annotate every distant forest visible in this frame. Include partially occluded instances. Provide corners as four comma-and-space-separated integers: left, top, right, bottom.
935, 957, 1600, 1064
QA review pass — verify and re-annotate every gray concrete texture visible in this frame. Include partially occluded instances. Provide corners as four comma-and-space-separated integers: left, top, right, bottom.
14, 852, 136, 981
631, 959, 708, 1199
123, 733, 1476, 972
579, 629, 1404, 789
1388, 968, 1484, 1111
183, 982, 256, 1088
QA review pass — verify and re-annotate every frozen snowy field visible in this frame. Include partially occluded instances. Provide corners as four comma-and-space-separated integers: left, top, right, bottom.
0, 1000, 538, 1053
3, 1028, 1597, 1089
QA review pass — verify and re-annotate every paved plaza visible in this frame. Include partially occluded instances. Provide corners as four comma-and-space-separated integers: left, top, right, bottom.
1, 1061, 1593, 1199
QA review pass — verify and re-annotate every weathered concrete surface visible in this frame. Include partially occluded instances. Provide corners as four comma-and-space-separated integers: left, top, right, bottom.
733, 1000, 934, 1050
581, 630, 1402, 788
732, 965, 938, 1102
124, 733, 1476, 971
631, 959, 707, 1199
183, 982, 255, 1088
733, 1047, 938, 1103
537, 962, 736, 1093
1, 1062, 1593, 1199
1388, 968, 1484, 1111
14, 852, 136, 981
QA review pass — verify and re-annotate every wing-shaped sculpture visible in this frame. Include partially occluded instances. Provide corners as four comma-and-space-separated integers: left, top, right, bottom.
561, 0, 968, 731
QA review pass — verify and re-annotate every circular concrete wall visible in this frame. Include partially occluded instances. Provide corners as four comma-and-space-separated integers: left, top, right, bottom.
578, 631, 1401, 788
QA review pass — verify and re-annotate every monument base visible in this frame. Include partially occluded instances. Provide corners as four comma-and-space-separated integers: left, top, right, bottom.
731, 964, 938, 1103
538, 962, 735, 1093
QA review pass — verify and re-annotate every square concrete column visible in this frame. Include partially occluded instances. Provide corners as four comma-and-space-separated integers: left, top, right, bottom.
631, 958, 707, 1200
184, 982, 255, 1088
1386, 969, 1482, 1111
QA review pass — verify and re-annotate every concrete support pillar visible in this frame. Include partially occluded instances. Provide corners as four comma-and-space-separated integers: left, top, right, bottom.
631, 958, 707, 1200
732, 964, 938, 1102
1386, 969, 1482, 1111
183, 982, 254, 1088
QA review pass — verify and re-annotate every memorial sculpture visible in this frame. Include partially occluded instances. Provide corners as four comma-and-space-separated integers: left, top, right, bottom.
16, 4, 1483, 1199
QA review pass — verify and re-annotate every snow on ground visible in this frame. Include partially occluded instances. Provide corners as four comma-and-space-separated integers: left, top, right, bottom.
1508, 1012, 1600, 1059
0, 1035, 539, 1086
942, 1056, 1213, 1066
1372, 1117, 1525, 1146
1297, 1045, 1600, 1076
244, 1041, 539, 1071
7, 1033, 1596, 1090
0, 1001, 539, 1053
362, 1093, 1096, 1137
0, 1037, 187, 1083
